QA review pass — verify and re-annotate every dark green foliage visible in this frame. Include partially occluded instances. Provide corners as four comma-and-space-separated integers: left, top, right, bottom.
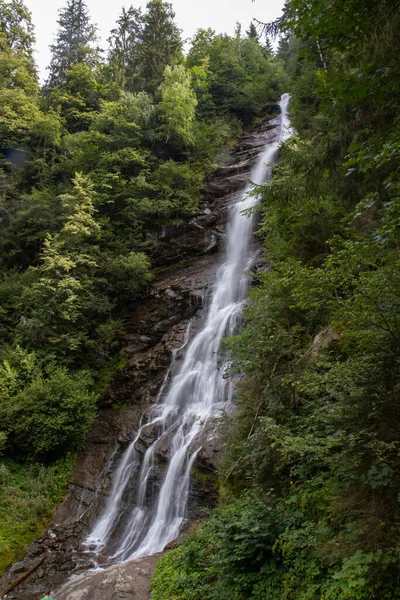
246, 22, 259, 41
46, 0, 99, 88
0, 346, 96, 458
152, 0, 400, 598
0, 0, 280, 574
107, 6, 143, 92
105, 1, 183, 95
0, 455, 75, 573
138, 0, 183, 95
151, 491, 282, 600
187, 28, 283, 125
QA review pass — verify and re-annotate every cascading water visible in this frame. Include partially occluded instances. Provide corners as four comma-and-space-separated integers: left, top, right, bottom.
86, 93, 292, 563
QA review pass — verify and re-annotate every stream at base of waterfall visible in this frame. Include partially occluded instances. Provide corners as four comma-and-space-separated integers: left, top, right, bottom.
85, 93, 293, 564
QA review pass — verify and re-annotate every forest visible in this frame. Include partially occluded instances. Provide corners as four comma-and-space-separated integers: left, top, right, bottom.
150, 0, 400, 598
1, 0, 400, 597
0, 0, 282, 574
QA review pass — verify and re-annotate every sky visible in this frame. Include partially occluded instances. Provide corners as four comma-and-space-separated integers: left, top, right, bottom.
24, 0, 286, 81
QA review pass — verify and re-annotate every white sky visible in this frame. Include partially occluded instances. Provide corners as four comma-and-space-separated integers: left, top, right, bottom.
24, 0, 285, 81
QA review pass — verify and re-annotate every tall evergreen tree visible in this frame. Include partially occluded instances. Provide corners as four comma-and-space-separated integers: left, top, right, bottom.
246, 21, 259, 41
46, 0, 98, 87
263, 36, 273, 56
139, 0, 182, 94
108, 6, 143, 92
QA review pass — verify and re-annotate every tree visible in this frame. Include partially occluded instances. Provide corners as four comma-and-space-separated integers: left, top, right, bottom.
46, 0, 99, 88
139, 0, 183, 94
157, 65, 197, 146
0, 1, 64, 271
44, 62, 106, 132
246, 21, 259, 41
263, 36, 273, 56
0, 346, 96, 458
0, 0, 35, 63
108, 6, 143, 92
20, 173, 108, 357
187, 30, 280, 124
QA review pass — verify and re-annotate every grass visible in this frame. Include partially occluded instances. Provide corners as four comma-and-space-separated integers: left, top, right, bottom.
0, 455, 75, 575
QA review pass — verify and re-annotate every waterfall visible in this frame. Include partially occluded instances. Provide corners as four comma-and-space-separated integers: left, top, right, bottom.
86, 93, 292, 563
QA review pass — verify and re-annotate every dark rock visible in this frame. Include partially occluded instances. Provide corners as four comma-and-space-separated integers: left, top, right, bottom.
27, 543, 44, 558
7, 562, 26, 575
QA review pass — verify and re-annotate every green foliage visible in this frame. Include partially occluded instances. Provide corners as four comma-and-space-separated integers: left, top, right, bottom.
0, 346, 96, 458
18, 173, 109, 357
0, 0, 35, 62
153, 0, 400, 598
151, 491, 282, 600
46, 0, 99, 88
0, 0, 286, 576
187, 29, 282, 125
157, 65, 197, 146
107, 6, 143, 92
138, 0, 183, 94
0, 454, 75, 574
151, 160, 202, 218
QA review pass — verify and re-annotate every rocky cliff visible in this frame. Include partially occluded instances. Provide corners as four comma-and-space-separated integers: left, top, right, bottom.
0, 108, 280, 600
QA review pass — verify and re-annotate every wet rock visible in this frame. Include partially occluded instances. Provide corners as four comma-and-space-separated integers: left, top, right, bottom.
194, 428, 222, 472
55, 553, 163, 600
27, 543, 44, 558
135, 421, 160, 452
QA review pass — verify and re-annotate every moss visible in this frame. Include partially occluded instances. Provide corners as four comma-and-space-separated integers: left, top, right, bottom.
93, 355, 129, 400
192, 467, 218, 485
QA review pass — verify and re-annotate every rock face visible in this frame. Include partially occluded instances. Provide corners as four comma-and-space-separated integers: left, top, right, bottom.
0, 111, 280, 600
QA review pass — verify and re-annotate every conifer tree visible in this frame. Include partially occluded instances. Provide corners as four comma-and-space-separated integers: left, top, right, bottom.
264, 36, 273, 56
246, 21, 259, 41
108, 6, 143, 92
46, 0, 98, 87
139, 0, 182, 94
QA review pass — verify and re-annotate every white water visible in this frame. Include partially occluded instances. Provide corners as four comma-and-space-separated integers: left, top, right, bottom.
86, 93, 292, 562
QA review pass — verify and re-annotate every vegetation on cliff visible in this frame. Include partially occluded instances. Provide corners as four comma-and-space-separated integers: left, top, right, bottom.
0, 0, 282, 573
152, 0, 400, 598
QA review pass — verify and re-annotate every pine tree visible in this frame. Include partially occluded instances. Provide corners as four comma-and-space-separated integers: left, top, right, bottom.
108, 6, 143, 92
246, 22, 259, 41
46, 0, 98, 87
139, 0, 182, 94
264, 36, 273, 57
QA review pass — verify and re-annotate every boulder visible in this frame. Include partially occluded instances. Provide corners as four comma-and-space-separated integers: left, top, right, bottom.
55, 554, 163, 600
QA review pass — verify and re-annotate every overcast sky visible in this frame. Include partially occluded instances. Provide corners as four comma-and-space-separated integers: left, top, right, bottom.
24, 0, 285, 80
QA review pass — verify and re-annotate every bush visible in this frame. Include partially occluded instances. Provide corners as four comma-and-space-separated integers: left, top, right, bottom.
0, 347, 97, 459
